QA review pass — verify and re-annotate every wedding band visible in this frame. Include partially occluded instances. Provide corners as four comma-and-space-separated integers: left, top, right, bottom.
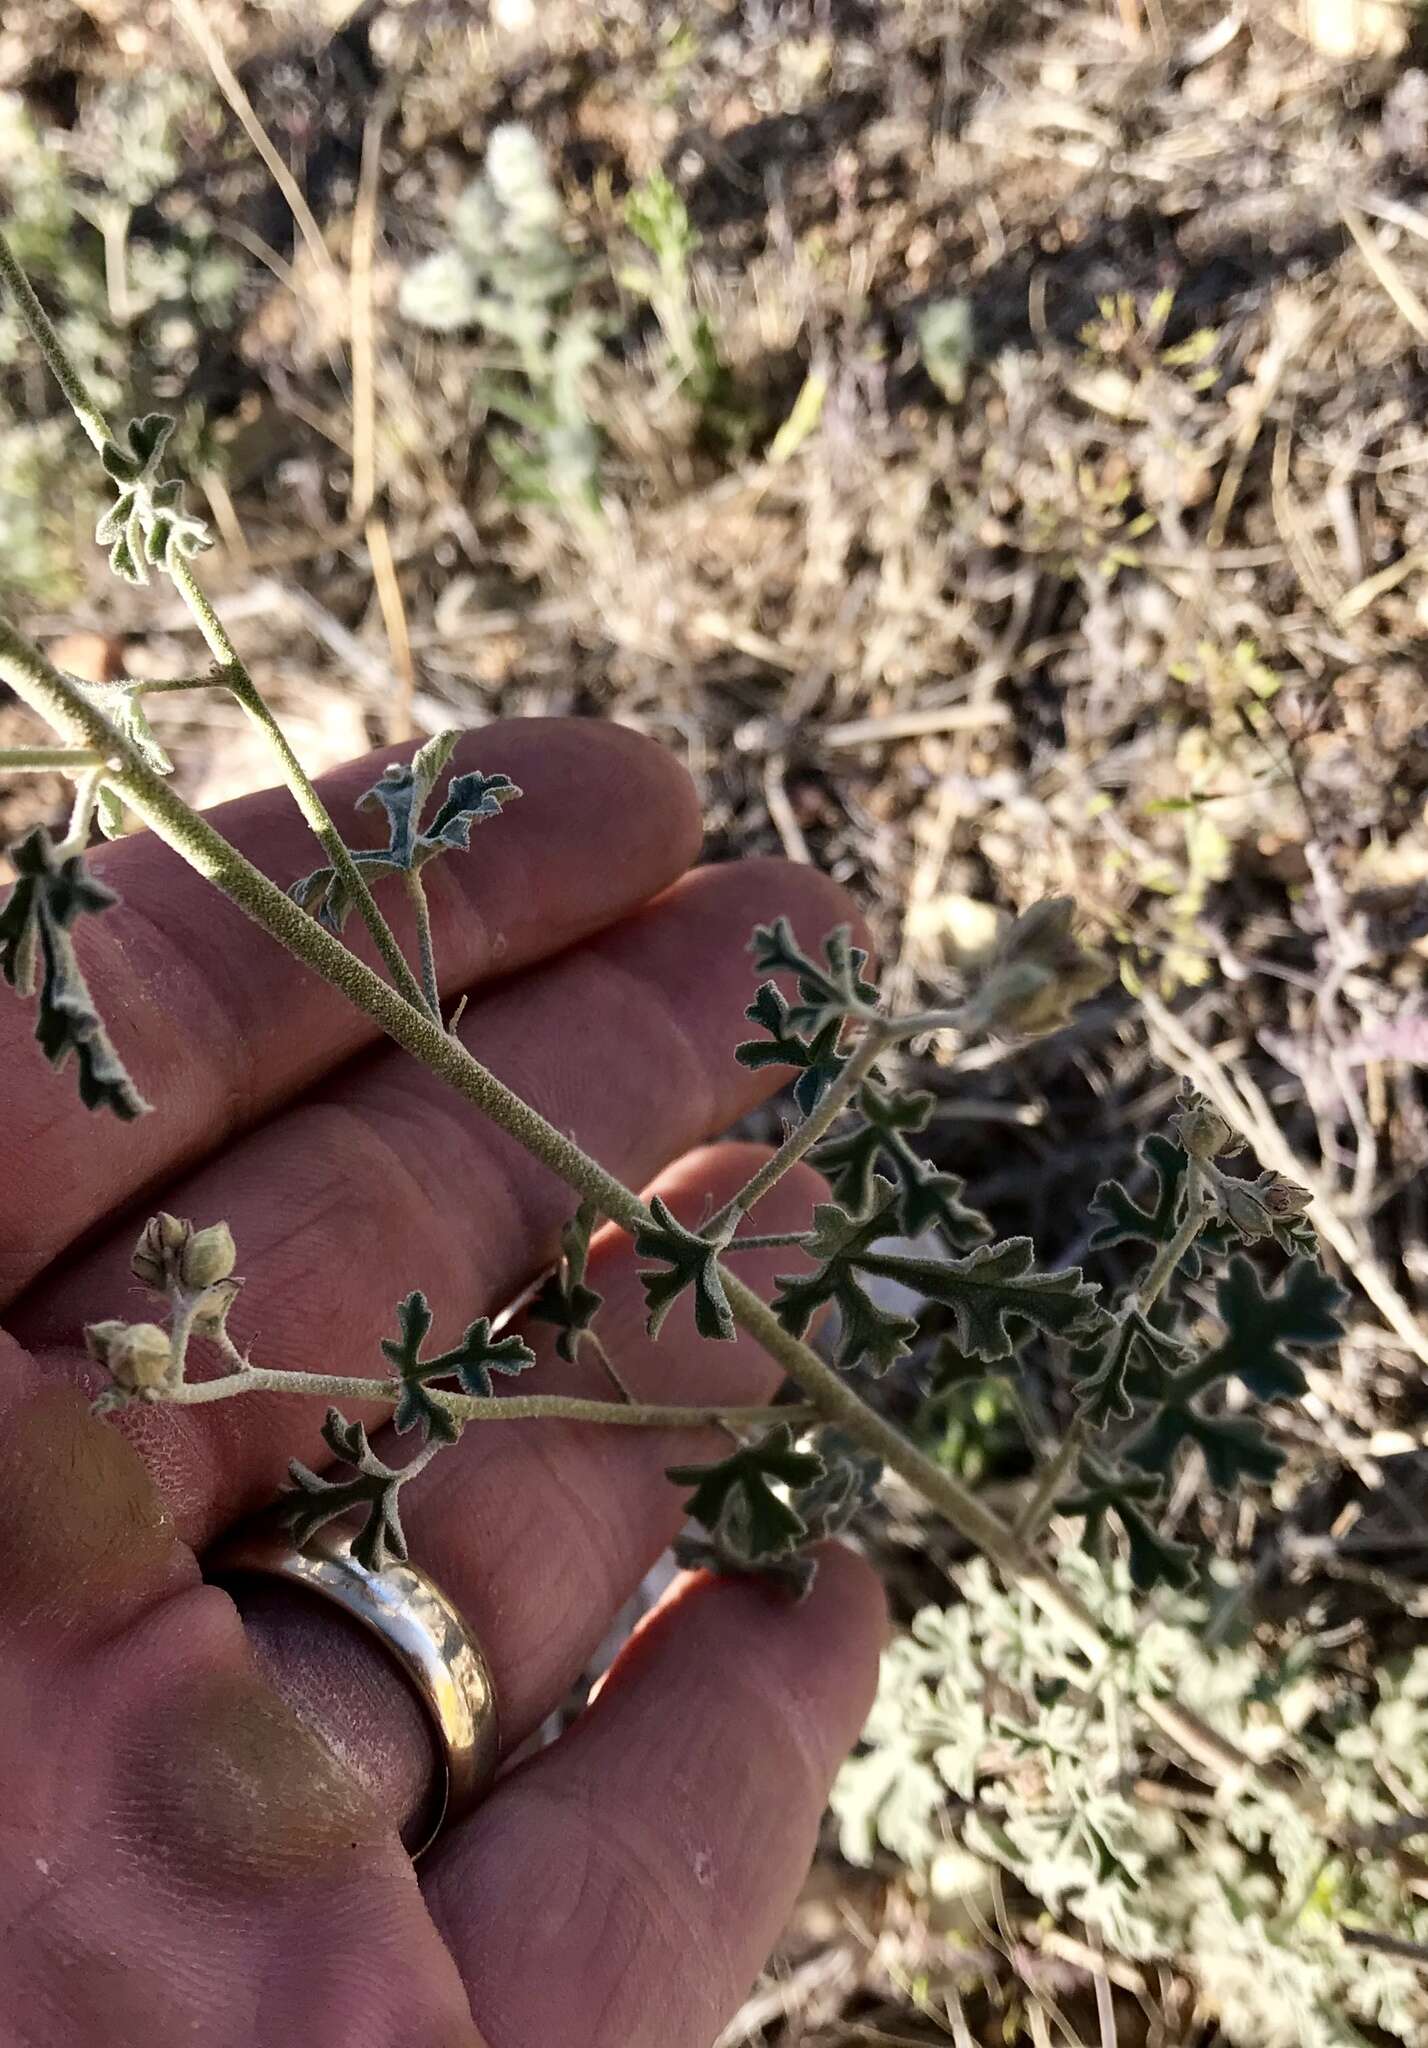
206, 1520, 499, 1858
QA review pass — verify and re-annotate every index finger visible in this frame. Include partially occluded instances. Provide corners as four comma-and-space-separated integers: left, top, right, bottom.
0, 718, 700, 1302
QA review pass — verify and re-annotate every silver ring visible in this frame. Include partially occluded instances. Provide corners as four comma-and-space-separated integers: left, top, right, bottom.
207, 1520, 499, 1858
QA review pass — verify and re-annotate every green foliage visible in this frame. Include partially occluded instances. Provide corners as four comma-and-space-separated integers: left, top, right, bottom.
0, 827, 146, 1119
675, 1428, 881, 1598
382, 1289, 536, 1443
735, 978, 848, 1115
772, 1181, 919, 1375
399, 124, 604, 514
95, 411, 212, 585
290, 737, 520, 932
1090, 1132, 1228, 1278
668, 1423, 825, 1560
814, 1082, 992, 1248
835, 1559, 1428, 2048
621, 170, 742, 446
748, 917, 878, 1036
527, 1200, 604, 1362
635, 1196, 736, 1341
281, 1410, 412, 1571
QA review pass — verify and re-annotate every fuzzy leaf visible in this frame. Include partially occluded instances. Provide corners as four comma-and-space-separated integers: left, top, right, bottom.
1089, 1135, 1228, 1279
668, 1423, 825, 1560
1122, 1399, 1285, 1490
527, 1201, 604, 1362
677, 1431, 882, 1599
381, 1288, 535, 1441
1074, 1307, 1192, 1427
814, 1082, 991, 1249
635, 1197, 735, 1341
290, 761, 522, 933
1062, 1457, 1195, 1591
0, 828, 147, 1119
1203, 1254, 1345, 1400
853, 1236, 1108, 1363
749, 918, 879, 1036
279, 1410, 409, 1570
94, 414, 210, 588
772, 1182, 918, 1375
734, 980, 847, 1115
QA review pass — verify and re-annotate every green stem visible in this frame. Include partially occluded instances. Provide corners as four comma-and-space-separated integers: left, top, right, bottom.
166, 558, 436, 1023
403, 868, 442, 1021
157, 1368, 815, 1432
0, 747, 109, 771
704, 1022, 891, 1236
725, 1231, 813, 1253
0, 232, 109, 451
0, 229, 430, 1027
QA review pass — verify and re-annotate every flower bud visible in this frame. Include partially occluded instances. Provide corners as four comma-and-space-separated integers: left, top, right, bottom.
86, 1319, 173, 1392
1175, 1100, 1236, 1161
131, 1211, 191, 1291
1261, 1174, 1312, 1218
181, 1222, 236, 1292
1220, 1183, 1276, 1240
972, 898, 1114, 1038
191, 1276, 243, 1336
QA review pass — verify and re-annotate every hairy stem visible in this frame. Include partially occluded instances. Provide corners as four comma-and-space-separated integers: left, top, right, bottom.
0, 233, 109, 450
157, 1369, 815, 1432
402, 868, 442, 1020
167, 559, 436, 1021
704, 1022, 891, 1236
0, 747, 109, 771
0, 230, 430, 1025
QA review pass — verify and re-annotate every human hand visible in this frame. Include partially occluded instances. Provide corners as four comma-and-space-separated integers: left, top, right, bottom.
0, 719, 884, 2048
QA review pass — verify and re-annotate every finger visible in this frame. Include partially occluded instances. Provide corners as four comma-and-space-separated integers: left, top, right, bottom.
16, 860, 862, 1546
423, 1547, 886, 2048
223, 1146, 826, 1842
1, 718, 701, 1302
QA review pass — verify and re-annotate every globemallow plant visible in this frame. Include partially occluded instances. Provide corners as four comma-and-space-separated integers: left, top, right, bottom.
0, 224, 1423, 2045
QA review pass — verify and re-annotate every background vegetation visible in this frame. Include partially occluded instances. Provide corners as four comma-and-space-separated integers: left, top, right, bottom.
4, 1, 1428, 2041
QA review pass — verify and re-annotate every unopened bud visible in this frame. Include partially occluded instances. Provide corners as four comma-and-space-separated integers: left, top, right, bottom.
86, 1319, 173, 1392
974, 913, 1114, 1038
191, 1276, 243, 1336
1221, 1183, 1275, 1240
1175, 1101, 1236, 1161
1261, 1174, 1312, 1218
131, 1211, 191, 1291
181, 1222, 236, 1292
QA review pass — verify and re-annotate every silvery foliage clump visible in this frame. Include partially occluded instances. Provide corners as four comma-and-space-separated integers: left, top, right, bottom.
835, 1555, 1428, 2048
399, 123, 603, 513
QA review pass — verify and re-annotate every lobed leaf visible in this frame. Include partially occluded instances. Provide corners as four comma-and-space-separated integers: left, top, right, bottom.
852, 1235, 1108, 1364
772, 1181, 918, 1375
734, 979, 847, 1116
635, 1197, 735, 1341
814, 1081, 992, 1249
381, 1288, 536, 1442
279, 1409, 409, 1571
0, 827, 147, 1119
527, 1201, 604, 1363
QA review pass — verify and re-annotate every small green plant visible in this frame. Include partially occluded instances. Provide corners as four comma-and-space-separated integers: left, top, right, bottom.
398, 124, 603, 519
0, 225, 1421, 2035
620, 170, 744, 448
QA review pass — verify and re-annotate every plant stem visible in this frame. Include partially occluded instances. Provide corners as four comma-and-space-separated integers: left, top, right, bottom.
725, 1231, 813, 1253
403, 868, 442, 1020
0, 230, 431, 1027
166, 558, 436, 1022
157, 1368, 815, 1432
0, 233, 110, 451
0, 747, 109, 772
0, 617, 1319, 1816
705, 1021, 891, 1236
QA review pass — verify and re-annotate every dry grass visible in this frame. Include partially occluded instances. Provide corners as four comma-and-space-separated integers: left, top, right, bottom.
5, 1, 1428, 2039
